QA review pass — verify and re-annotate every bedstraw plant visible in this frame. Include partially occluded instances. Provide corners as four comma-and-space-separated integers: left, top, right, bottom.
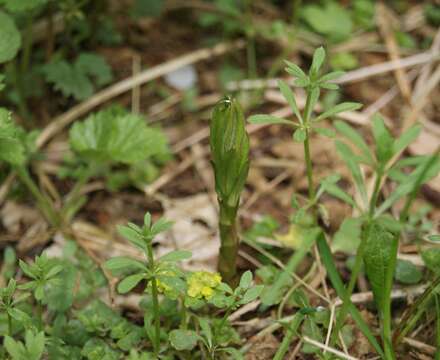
248, 46, 440, 359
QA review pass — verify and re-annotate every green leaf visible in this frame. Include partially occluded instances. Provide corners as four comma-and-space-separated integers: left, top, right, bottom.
117, 273, 145, 294
321, 181, 358, 209
293, 128, 306, 142
105, 257, 146, 271
169, 329, 199, 351
301, 2, 352, 41
332, 217, 362, 254
75, 53, 113, 87
422, 248, 440, 274
284, 60, 307, 79
278, 80, 303, 123
150, 217, 173, 235
144, 212, 152, 229
158, 250, 192, 263
319, 70, 345, 83
0, 109, 25, 165
43, 60, 93, 100
43, 53, 113, 101
334, 120, 374, 165
427, 235, 440, 242
0, 11, 21, 64
316, 233, 385, 357
335, 140, 368, 206
19, 259, 38, 279
25, 330, 45, 360
3, 0, 48, 12
363, 222, 394, 310
239, 285, 263, 304
239, 270, 253, 289
4, 336, 25, 359
310, 47, 326, 76
313, 127, 336, 138
70, 108, 169, 165
372, 114, 394, 165
117, 225, 147, 251
247, 114, 293, 126
315, 102, 362, 122
392, 124, 422, 155
394, 260, 422, 285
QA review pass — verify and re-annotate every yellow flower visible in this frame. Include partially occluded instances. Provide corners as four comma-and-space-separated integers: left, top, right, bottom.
187, 271, 222, 299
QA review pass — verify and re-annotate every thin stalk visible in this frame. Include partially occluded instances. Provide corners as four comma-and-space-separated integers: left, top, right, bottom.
7, 312, 12, 335
304, 134, 315, 202
218, 203, 239, 285
21, 14, 34, 74
180, 297, 187, 330
15, 166, 59, 227
435, 295, 440, 360
146, 241, 161, 356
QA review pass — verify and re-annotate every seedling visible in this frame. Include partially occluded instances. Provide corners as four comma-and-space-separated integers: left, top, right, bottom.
209, 97, 250, 285
105, 212, 190, 357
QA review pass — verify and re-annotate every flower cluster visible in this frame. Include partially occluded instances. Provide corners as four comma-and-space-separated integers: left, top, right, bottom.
187, 271, 222, 299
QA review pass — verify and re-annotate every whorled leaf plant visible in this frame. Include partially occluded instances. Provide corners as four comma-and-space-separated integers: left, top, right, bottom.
209, 97, 250, 285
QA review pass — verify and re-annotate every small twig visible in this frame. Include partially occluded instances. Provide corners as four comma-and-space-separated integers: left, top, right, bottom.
302, 336, 359, 360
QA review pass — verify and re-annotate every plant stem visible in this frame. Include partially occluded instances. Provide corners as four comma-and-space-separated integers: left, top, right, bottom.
7, 312, 12, 335
180, 297, 187, 330
218, 202, 239, 285
273, 313, 304, 360
15, 166, 59, 227
21, 14, 34, 74
146, 240, 161, 356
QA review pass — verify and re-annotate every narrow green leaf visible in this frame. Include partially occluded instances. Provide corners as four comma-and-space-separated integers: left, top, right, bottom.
372, 114, 394, 165
315, 102, 362, 122
118, 225, 147, 251
335, 140, 368, 206
105, 256, 146, 271
284, 60, 307, 79
247, 114, 294, 126
158, 250, 192, 263
310, 47, 326, 76
334, 120, 374, 165
314, 127, 336, 138
392, 124, 422, 155
316, 233, 385, 357
278, 80, 303, 123
319, 70, 345, 83
117, 273, 145, 294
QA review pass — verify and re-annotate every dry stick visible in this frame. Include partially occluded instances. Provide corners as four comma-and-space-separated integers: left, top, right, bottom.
377, 3, 413, 104
302, 336, 359, 360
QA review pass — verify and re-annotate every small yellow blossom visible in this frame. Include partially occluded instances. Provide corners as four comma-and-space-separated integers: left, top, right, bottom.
187, 271, 222, 300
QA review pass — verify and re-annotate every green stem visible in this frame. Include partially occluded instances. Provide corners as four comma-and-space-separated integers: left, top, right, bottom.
218, 202, 239, 286
146, 241, 161, 356
15, 166, 59, 227
180, 297, 187, 330
21, 14, 34, 74
304, 134, 315, 202
7, 312, 12, 335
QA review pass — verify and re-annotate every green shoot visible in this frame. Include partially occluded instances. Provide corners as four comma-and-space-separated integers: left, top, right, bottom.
210, 97, 250, 285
